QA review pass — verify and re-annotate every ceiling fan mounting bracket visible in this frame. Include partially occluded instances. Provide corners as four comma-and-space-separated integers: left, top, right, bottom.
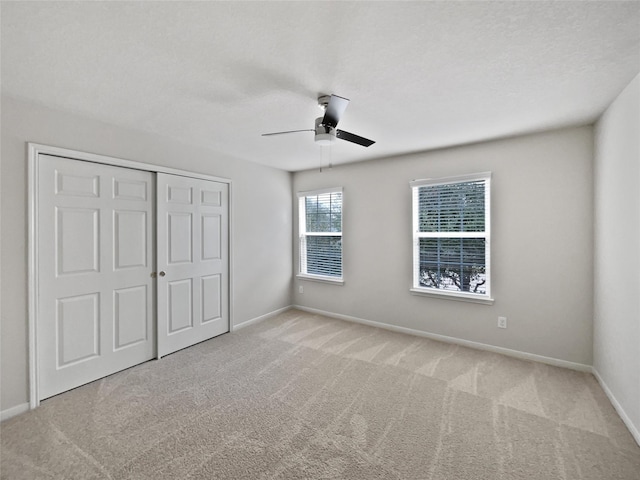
317, 95, 331, 110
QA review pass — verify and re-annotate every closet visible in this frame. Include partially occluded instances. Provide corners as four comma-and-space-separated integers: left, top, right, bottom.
34, 152, 229, 400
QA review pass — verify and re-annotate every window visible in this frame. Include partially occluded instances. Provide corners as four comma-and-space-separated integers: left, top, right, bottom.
411, 172, 492, 303
298, 188, 343, 282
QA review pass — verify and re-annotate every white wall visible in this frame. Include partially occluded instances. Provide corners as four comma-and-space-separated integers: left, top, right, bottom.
594, 73, 640, 441
293, 126, 594, 365
0, 95, 293, 413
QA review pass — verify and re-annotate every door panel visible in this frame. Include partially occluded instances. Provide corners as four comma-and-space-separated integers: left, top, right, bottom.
38, 155, 156, 399
201, 189, 221, 206
201, 274, 222, 323
168, 213, 193, 264
56, 293, 100, 366
114, 210, 148, 269
202, 214, 221, 260
55, 171, 100, 197
113, 178, 148, 201
157, 173, 229, 357
167, 184, 192, 204
56, 207, 100, 275
168, 279, 194, 333
114, 285, 148, 349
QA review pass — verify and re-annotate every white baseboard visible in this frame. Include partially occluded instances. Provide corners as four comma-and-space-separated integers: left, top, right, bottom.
1, 402, 30, 422
292, 305, 592, 372
233, 305, 292, 331
591, 368, 640, 447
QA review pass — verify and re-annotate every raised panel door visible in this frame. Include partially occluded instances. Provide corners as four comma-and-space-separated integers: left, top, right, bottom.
37, 155, 155, 399
156, 173, 229, 357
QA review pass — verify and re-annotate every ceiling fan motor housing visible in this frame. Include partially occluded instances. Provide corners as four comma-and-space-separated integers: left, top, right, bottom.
314, 117, 335, 145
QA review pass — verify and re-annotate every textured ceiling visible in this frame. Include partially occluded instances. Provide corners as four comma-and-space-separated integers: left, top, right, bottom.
2, 1, 639, 171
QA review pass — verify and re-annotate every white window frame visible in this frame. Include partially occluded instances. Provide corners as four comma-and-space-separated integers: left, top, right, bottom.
410, 172, 493, 304
297, 187, 344, 284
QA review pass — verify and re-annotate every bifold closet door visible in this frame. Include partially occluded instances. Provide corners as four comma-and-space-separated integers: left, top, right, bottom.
156, 173, 229, 358
37, 156, 156, 399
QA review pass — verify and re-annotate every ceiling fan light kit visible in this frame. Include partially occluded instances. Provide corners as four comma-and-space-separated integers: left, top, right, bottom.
314, 117, 334, 145
262, 94, 375, 147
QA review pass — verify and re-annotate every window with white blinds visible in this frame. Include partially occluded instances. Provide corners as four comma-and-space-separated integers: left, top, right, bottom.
410, 173, 492, 302
298, 188, 343, 282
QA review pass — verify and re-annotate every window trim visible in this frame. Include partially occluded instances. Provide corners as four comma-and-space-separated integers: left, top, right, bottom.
409, 287, 494, 305
296, 273, 345, 285
297, 187, 344, 283
410, 172, 493, 303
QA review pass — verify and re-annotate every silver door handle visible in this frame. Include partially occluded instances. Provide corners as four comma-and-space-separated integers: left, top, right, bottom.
159, 271, 166, 277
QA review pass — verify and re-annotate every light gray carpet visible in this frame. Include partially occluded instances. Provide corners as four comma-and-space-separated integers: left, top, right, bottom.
1, 309, 639, 479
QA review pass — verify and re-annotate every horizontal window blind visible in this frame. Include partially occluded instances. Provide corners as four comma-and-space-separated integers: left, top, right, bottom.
412, 173, 491, 298
298, 190, 343, 279
418, 180, 485, 233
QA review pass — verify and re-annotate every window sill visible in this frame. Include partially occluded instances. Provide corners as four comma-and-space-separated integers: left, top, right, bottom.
297, 274, 344, 285
410, 288, 494, 305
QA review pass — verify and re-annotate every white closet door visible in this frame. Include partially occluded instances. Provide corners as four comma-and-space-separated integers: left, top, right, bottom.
37, 156, 156, 399
156, 173, 229, 357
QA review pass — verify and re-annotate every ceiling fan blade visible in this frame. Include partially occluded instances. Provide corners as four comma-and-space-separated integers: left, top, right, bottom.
336, 129, 375, 147
321, 94, 350, 128
262, 129, 314, 136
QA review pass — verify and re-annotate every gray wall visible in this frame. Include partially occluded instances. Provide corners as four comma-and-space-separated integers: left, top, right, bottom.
594, 73, 640, 439
293, 126, 594, 365
0, 95, 293, 412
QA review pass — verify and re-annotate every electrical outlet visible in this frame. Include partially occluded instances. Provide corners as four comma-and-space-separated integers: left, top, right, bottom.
498, 316, 507, 329
298, 285, 304, 294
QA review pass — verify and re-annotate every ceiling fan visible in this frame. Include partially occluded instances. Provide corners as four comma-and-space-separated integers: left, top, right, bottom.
262, 94, 375, 147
